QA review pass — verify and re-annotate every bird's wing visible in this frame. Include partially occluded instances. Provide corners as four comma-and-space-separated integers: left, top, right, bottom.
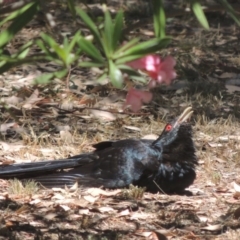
92, 139, 155, 152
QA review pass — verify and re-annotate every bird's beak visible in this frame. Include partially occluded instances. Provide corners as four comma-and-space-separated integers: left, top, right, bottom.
173, 107, 193, 128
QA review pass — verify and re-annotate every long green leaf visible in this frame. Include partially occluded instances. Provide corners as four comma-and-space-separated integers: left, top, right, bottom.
0, 2, 39, 48
79, 61, 105, 68
109, 60, 123, 88
113, 38, 140, 58
191, 1, 209, 29
68, 31, 81, 53
67, 0, 76, 19
36, 39, 58, 60
78, 37, 104, 63
34, 73, 54, 84
76, 8, 102, 44
112, 10, 124, 51
116, 54, 145, 65
103, 5, 113, 56
116, 38, 171, 63
152, 0, 166, 38
97, 72, 108, 83
41, 34, 68, 64
219, 0, 240, 26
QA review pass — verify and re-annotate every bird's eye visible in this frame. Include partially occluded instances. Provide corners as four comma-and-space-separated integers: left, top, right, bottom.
165, 124, 172, 131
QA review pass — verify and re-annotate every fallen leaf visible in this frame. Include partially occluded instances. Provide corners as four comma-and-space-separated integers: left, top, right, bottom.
91, 109, 116, 121
123, 125, 141, 131
98, 206, 116, 213
233, 182, 240, 192
86, 188, 121, 197
225, 85, 240, 93
201, 224, 223, 231
79, 209, 90, 215
60, 204, 71, 211
83, 195, 98, 203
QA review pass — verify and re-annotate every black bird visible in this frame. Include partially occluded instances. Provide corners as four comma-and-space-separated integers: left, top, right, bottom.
0, 107, 197, 193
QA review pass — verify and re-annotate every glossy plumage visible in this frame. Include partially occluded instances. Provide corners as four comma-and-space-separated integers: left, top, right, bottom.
0, 107, 197, 193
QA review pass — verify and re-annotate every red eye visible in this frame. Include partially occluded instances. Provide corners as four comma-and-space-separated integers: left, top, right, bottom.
165, 124, 172, 131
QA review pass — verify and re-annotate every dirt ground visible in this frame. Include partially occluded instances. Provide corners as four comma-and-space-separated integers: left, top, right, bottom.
1, 1, 240, 239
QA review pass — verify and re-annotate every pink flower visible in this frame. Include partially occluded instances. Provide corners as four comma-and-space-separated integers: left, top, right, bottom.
127, 55, 177, 88
124, 88, 152, 112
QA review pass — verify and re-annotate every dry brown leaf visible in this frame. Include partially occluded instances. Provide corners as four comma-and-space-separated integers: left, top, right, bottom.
201, 224, 223, 231
60, 130, 73, 144
207, 142, 223, 147
225, 85, 240, 93
118, 209, 130, 216
98, 206, 116, 213
219, 72, 237, 78
218, 135, 240, 142
86, 188, 121, 197
60, 100, 74, 111
59, 204, 71, 211
123, 125, 141, 131
52, 193, 65, 200
79, 209, 90, 215
233, 192, 240, 200
44, 213, 58, 220
83, 195, 98, 203
29, 199, 41, 205
22, 89, 43, 109
91, 109, 116, 121
233, 182, 240, 192
15, 205, 30, 214
142, 134, 158, 140
79, 95, 96, 105
0, 123, 16, 133
3, 96, 23, 105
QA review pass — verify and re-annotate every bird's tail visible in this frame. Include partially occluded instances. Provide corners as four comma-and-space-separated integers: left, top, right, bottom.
0, 154, 94, 179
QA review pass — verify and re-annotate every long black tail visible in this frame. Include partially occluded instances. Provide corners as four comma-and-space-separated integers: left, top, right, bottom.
0, 154, 93, 178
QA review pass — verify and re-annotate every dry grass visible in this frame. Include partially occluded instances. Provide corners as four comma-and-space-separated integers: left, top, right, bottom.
8, 179, 39, 195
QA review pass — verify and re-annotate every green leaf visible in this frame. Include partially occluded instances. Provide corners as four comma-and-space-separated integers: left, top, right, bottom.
36, 39, 58, 60
76, 8, 101, 44
116, 54, 145, 65
103, 5, 114, 56
35, 69, 68, 84
34, 73, 54, 84
129, 75, 147, 83
119, 64, 147, 83
40, 34, 69, 65
116, 37, 171, 64
78, 37, 104, 63
54, 69, 68, 78
113, 38, 140, 58
152, 0, 166, 38
112, 11, 124, 51
68, 31, 81, 53
218, 0, 240, 26
0, 2, 39, 48
67, 0, 76, 19
191, 1, 209, 29
109, 60, 123, 88
97, 72, 108, 83
79, 61, 105, 68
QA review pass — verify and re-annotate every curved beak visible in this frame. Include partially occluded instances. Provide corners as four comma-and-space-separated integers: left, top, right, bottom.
173, 107, 193, 128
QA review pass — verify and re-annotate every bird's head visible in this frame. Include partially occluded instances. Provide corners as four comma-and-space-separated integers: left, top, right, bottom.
156, 107, 193, 146
153, 107, 196, 164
